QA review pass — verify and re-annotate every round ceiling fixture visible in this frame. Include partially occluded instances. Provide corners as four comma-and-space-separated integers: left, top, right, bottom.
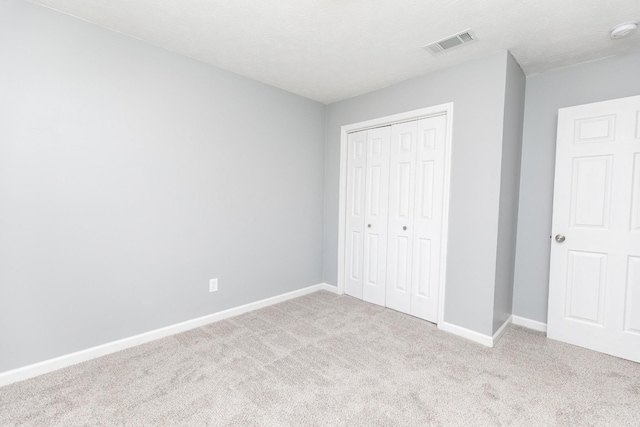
610, 21, 639, 39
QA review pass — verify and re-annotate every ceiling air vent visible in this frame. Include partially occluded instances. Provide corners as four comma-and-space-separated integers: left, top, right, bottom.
424, 29, 477, 55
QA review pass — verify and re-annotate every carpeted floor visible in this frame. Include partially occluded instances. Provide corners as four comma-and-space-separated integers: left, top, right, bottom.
1, 290, 639, 426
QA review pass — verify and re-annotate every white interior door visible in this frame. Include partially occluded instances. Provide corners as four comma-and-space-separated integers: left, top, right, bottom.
548, 94, 640, 363
345, 128, 391, 303
386, 120, 418, 314
410, 116, 447, 322
362, 127, 391, 306
341, 107, 452, 324
344, 130, 367, 299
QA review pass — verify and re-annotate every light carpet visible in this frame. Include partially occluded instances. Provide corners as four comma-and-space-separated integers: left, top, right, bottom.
1, 291, 638, 426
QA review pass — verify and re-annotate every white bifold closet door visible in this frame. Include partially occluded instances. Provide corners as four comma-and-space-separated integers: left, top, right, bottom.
345, 115, 447, 323
344, 126, 391, 306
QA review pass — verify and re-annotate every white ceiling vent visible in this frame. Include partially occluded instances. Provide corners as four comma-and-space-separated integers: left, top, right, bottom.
424, 29, 477, 55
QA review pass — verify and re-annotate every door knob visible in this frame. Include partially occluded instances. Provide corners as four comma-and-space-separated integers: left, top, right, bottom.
403, 226, 407, 231
555, 234, 566, 243
367, 224, 371, 228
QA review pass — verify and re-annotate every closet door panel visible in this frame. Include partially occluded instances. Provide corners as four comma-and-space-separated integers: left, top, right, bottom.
386, 121, 418, 314
345, 130, 367, 299
362, 127, 391, 306
411, 115, 447, 321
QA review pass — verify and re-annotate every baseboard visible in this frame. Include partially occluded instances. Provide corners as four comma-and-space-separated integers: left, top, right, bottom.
438, 314, 549, 348
0, 282, 337, 388
492, 315, 513, 345
512, 315, 547, 332
438, 321, 494, 347
438, 315, 513, 348
319, 282, 341, 294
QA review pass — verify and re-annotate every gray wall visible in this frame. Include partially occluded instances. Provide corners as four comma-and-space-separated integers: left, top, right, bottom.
323, 51, 513, 336
0, 0, 325, 372
512, 49, 640, 323
492, 52, 526, 333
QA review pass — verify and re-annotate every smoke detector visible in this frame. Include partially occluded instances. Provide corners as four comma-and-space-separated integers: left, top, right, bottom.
424, 29, 477, 55
610, 21, 638, 39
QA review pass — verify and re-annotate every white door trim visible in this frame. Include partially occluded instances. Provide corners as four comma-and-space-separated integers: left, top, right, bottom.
337, 103, 454, 326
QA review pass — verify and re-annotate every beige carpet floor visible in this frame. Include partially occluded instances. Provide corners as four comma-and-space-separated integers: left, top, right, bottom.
1, 290, 639, 426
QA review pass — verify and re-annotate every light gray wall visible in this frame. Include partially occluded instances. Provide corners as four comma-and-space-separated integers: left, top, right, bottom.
512, 49, 640, 323
323, 51, 511, 336
0, 0, 325, 372
492, 52, 526, 333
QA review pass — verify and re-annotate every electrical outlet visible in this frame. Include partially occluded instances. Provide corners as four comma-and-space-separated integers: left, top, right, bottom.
209, 278, 218, 293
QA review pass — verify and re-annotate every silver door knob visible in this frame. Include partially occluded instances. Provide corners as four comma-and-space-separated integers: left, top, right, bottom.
403, 226, 407, 231
555, 234, 566, 243
367, 224, 371, 228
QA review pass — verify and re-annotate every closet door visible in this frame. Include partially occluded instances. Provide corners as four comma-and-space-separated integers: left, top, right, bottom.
344, 130, 367, 299
386, 121, 418, 314
345, 128, 391, 302
344, 113, 448, 323
362, 127, 391, 305
410, 115, 447, 322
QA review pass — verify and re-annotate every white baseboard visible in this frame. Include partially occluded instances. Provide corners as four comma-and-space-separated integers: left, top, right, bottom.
0, 282, 338, 387
319, 282, 341, 294
492, 315, 513, 344
512, 315, 547, 332
438, 315, 513, 348
438, 321, 494, 347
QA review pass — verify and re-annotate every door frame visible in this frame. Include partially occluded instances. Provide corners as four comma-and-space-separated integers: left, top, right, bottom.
336, 103, 454, 325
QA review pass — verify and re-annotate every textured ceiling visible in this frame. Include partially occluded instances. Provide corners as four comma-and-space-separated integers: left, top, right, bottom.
28, 0, 640, 104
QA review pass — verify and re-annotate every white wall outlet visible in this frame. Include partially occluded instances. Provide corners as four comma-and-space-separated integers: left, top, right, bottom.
209, 278, 218, 293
